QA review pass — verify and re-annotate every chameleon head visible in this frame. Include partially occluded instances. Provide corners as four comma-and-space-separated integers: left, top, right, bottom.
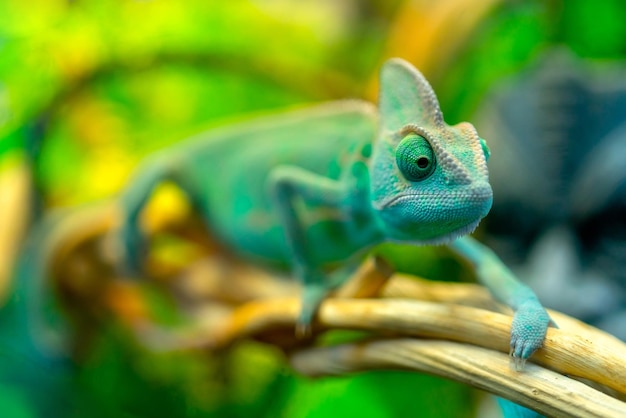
369, 58, 493, 244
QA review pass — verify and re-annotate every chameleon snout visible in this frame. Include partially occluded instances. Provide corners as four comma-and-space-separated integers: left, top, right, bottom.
374, 182, 493, 243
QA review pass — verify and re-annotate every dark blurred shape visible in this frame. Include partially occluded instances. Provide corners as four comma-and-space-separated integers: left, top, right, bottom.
475, 49, 626, 339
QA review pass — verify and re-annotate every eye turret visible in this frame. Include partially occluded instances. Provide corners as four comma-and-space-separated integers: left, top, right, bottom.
395, 133, 436, 181
479, 137, 490, 161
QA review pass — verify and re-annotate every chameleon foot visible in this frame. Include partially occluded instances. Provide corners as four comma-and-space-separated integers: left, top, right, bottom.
295, 282, 329, 339
509, 301, 553, 371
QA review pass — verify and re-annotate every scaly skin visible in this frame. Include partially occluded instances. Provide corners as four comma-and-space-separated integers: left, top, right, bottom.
117, 58, 552, 371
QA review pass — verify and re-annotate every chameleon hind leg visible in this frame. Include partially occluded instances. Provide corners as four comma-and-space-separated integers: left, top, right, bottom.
268, 165, 355, 337
295, 272, 330, 337
296, 255, 372, 336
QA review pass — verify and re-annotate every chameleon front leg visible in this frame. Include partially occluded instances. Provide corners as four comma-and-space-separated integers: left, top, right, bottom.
449, 236, 555, 371
268, 166, 350, 337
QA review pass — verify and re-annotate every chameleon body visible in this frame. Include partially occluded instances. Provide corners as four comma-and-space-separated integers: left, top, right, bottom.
118, 58, 552, 370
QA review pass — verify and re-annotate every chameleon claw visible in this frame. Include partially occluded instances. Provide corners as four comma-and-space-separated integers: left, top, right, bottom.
294, 281, 328, 339
509, 351, 528, 372
295, 299, 318, 340
295, 321, 313, 340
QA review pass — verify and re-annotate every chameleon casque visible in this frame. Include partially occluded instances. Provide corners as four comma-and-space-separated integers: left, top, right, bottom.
117, 58, 552, 368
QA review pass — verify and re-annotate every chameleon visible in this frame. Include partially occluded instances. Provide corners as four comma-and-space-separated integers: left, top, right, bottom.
6, 58, 551, 417
116, 57, 553, 370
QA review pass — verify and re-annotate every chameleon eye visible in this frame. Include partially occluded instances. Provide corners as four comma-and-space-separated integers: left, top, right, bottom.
396, 133, 436, 181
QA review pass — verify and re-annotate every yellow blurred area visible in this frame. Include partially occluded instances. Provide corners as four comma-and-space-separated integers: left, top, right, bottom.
0, 152, 31, 305
140, 181, 192, 234
0, 0, 67, 35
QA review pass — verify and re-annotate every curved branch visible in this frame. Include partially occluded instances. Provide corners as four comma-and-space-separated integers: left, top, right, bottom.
195, 296, 626, 397
290, 339, 626, 418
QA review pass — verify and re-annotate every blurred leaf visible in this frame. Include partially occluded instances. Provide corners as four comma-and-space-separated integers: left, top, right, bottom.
437, 0, 548, 122
557, 0, 626, 58
0, 383, 36, 418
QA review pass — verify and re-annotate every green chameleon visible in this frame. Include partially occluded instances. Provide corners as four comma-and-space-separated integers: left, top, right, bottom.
117, 58, 552, 370
114, 59, 551, 417
10, 58, 551, 417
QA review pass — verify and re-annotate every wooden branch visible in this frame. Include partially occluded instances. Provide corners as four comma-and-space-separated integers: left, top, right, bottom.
193, 296, 626, 396
290, 339, 626, 418
123, 258, 624, 418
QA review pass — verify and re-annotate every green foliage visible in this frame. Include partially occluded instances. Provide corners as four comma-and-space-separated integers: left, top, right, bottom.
0, 384, 34, 418
556, 0, 626, 58
0, 0, 394, 205
437, 1, 549, 122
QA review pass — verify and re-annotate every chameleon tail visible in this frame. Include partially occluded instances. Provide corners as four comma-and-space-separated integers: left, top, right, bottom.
1, 208, 75, 364
0, 204, 114, 417
497, 397, 545, 418
6, 202, 119, 364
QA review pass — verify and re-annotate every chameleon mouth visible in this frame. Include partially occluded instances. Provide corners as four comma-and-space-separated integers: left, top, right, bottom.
374, 185, 493, 212
373, 185, 493, 243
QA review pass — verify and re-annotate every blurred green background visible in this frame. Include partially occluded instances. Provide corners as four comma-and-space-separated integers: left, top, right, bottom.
1, 1, 626, 417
